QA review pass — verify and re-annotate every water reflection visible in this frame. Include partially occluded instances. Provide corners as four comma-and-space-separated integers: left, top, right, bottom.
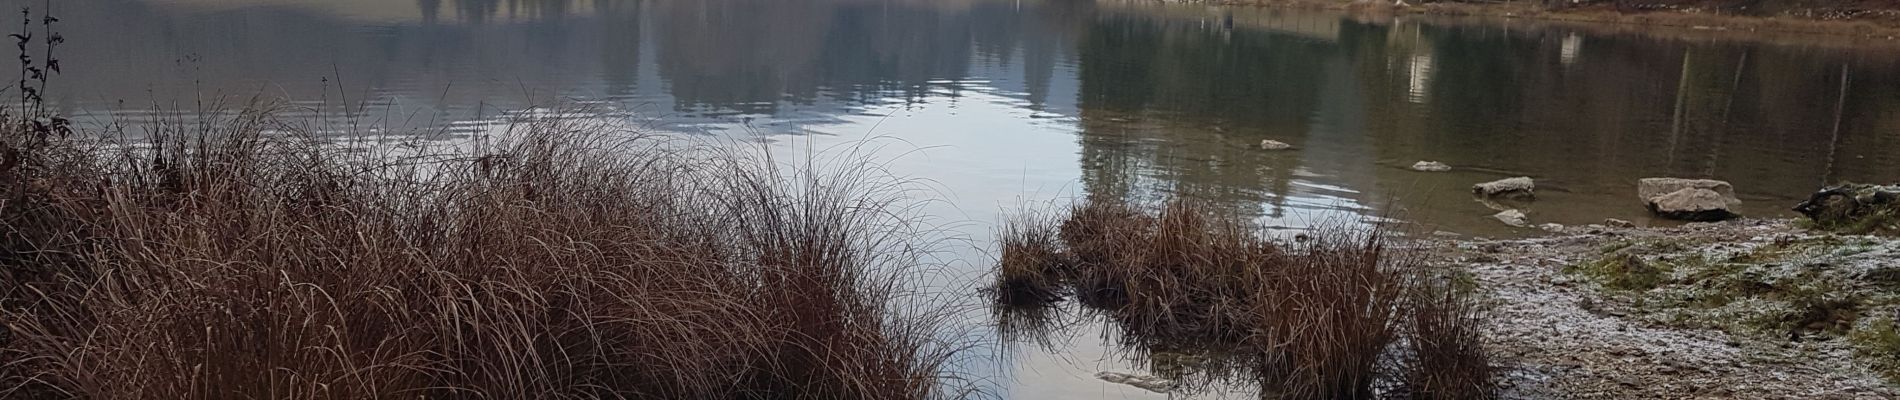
21, 0, 1900, 395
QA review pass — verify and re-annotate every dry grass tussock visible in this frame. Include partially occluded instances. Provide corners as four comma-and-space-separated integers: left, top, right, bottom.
991, 198, 1495, 399
0, 103, 979, 399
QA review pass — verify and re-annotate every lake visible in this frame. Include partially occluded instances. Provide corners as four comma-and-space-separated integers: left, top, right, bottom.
28, 0, 1900, 397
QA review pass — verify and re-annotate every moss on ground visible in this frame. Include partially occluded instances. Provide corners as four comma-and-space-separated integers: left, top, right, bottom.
1824, 207, 1898, 236
1567, 253, 1672, 291
1565, 233, 1900, 380
1852, 317, 1900, 381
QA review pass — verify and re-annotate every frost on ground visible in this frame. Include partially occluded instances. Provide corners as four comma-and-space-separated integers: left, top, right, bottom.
1434, 219, 1900, 399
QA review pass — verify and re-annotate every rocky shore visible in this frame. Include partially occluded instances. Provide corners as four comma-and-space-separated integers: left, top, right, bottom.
1435, 219, 1900, 398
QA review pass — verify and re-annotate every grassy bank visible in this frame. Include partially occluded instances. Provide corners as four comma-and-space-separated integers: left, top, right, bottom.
991, 199, 1494, 399
1567, 231, 1900, 381
0, 102, 977, 398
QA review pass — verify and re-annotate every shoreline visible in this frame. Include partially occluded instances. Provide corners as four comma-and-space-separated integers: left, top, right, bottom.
1216, 0, 1900, 40
1434, 219, 1900, 398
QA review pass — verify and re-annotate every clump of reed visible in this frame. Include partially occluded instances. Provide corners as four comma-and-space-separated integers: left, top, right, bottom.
1399, 276, 1495, 400
989, 198, 1495, 399
1059, 199, 1150, 310
991, 213, 1068, 308
0, 102, 974, 399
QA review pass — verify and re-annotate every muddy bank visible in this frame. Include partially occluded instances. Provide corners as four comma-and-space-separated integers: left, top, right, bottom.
1208, 0, 1900, 39
1435, 219, 1900, 398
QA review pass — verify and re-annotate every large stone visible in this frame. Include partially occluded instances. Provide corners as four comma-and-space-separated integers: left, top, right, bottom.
1639, 178, 1739, 207
1647, 188, 1738, 221
1473, 177, 1535, 198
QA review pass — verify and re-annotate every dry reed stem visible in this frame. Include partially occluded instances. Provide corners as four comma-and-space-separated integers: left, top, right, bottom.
0, 104, 976, 400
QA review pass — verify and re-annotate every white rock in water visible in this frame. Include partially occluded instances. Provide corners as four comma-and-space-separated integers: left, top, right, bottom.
1411, 161, 1452, 172
1638, 178, 1739, 206
1647, 188, 1739, 222
1473, 177, 1535, 198
1494, 209, 1529, 227
1260, 140, 1293, 150
1094, 371, 1177, 393
1539, 223, 1566, 232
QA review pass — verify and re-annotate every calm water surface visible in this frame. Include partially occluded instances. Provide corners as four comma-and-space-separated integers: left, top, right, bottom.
29, 0, 1900, 397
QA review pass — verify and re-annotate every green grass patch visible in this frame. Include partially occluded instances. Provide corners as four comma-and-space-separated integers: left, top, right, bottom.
1598, 240, 1635, 255
1568, 253, 1672, 291
1834, 207, 1899, 236
1852, 316, 1900, 380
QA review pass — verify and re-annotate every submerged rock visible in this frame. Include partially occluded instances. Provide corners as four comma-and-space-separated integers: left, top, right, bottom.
1604, 218, 1636, 228
1473, 177, 1535, 198
1260, 139, 1293, 150
1411, 161, 1452, 172
1647, 188, 1738, 221
1094, 371, 1176, 393
1494, 209, 1530, 227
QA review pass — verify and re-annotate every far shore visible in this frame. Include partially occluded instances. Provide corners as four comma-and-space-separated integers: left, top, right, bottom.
1215, 0, 1900, 41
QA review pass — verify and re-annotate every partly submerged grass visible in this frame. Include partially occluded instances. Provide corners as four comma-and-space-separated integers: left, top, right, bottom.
990, 198, 1496, 399
0, 105, 975, 399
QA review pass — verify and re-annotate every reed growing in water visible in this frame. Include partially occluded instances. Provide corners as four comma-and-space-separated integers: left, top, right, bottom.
992, 198, 1495, 399
0, 103, 976, 399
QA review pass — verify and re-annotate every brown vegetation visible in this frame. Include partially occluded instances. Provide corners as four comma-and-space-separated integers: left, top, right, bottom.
992, 213, 1068, 308
0, 102, 976, 399
989, 198, 1495, 399
1401, 278, 1495, 400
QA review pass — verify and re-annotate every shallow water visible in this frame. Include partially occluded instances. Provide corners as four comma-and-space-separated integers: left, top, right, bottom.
26, 0, 1900, 397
